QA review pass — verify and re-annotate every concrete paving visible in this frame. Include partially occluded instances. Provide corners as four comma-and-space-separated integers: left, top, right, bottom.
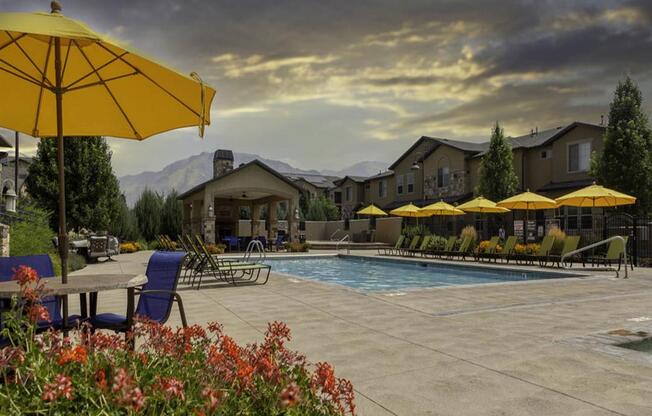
69, 251, 652, 416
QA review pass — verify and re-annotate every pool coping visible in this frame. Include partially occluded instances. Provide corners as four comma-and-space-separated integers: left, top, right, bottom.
259, 252, 608, 295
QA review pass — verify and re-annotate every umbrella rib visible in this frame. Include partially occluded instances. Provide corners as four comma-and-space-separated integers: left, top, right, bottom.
6, 32, 54, 89
72, 40, 141, 138
0, 32, 27, 52
60, 40, 73, 82
95, 42, 203, 119
64, 52, 130, 90
66, 72, 139, 92
32, 37, 54, 137
0, 60, 43, 88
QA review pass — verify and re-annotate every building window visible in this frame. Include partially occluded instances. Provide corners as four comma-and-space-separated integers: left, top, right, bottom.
540, 149, 552, 159
406, 173, 415, 193
334, 191, 342, 204
437, 167, 450, 188
568, 142, 591, 173
397, 174, 404, 195
379, 180, 387, 198
345, 186, 352, 202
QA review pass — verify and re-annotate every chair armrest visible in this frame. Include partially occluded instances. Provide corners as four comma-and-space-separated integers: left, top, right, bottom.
137, 289, 187, 328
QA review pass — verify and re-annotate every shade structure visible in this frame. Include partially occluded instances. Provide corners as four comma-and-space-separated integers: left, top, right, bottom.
457, 196, 510, 214
390, 203, 431, 218
497, 191, 557, 210
555, 183, 636, 208
0, 3, 215, 329
357, 204, 388, 216
419, 200, 465, 216
497, 191, 556, 243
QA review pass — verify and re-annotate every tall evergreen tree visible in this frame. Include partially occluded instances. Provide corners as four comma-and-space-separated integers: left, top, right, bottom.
133, 188, 163, 241
110, 194, 140, 241
477, 123, 519, 201
160, 190, 183, 238
25, 136, 121, 232
592, 76, 652, 214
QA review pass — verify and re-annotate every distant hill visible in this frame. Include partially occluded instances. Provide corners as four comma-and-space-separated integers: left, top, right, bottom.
118, 152, 389, 206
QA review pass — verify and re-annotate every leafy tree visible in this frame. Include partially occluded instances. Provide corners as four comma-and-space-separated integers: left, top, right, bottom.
25, 136, 121, 232
133, 188, 163, 241
477, 122, 519, 201
305, 196, 340, 221
9, 202, 54, 256
160, 190, 183, 238
110, 194, 140, 241
592, 76, 652, 214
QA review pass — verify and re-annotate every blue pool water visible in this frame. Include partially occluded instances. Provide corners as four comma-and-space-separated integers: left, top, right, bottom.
265, 256, 578, 292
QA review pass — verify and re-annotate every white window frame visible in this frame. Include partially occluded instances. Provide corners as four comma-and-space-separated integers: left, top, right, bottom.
379, 179, 387, 198
437, 166, 450, 188
396, 174, 404, 195
540, 149, 552, 160
345, 186, 352, 202
567, 140, 592, 173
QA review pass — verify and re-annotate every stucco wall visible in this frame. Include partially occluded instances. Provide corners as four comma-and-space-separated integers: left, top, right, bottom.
364, 175, 395, 208
325, 220, 345, 239
349, 219, 370, 234
393, 139, 436, 202
305, 221, 328, 240
375, 217, 403, 244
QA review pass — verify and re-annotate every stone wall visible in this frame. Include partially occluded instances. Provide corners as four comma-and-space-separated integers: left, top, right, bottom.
0, 223, 9, 257
424, 168, 467, 200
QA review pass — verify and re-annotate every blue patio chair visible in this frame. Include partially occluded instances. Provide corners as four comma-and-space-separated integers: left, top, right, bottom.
224, 236, 239, 252
0, 255, 83, 332
90, 251, 187, 331
256, 236, 268, 250
273, 234, 285, 251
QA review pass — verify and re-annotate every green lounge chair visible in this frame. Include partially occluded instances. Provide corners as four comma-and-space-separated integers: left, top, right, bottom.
425, 236, 456, 258
584, 236, 632, 271
493, 236, 517, 263
474, 236, 499, 261
548, 235, 581, 268
399, 235, 421, 256
379, 235, 405, 256
408, 235, 432, 257
447, 236, 473, 261
520, 235, 555, 266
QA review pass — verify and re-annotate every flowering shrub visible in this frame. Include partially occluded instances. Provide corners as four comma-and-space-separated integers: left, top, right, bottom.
460, 225, 477, 242
0, 267, 355, 415
205, 243, 226, 254
514, 243, 540, 255
119, 242, 139, 253
476, 240, 491, 253
285, 242, 311, 252
547, 225, 566, 254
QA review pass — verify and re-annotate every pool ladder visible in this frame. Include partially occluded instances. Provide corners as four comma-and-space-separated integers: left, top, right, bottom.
560, 235, 629, 279
244, 239, 266, 263
335, 234, 350, 255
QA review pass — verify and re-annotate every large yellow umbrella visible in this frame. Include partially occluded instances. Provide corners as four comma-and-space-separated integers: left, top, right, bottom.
555, 182, 636, 208
357, 204, 388, 216
457, 196, 510, 213
390, 203, 430, 218
419, 200, 465, 216
498, 190, 557, 242
0, 3, 215, 324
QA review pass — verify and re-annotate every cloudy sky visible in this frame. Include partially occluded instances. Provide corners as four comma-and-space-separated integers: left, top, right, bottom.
1, 0, 651, 176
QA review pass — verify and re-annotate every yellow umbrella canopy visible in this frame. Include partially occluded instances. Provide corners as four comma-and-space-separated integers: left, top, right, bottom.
497, 190, 557, 210
357, 204, 388, 216
0, 1, 215, 313
457, 196, 510, 213
390, 203, 431, 218
555, 182, 636, 208
420, 200, 465, 216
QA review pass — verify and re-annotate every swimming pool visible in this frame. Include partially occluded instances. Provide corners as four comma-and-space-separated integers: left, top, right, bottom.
265, 256, 580, 292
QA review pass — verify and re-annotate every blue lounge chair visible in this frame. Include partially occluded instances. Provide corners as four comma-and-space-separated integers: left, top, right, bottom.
90, 251, 188, 331
0, 255, 83, 331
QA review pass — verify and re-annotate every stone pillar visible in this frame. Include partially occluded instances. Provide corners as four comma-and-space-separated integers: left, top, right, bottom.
0, 223, 9, 257
288, 198, 299, 242
269, 202, 278, 240
251, 203, 263, 237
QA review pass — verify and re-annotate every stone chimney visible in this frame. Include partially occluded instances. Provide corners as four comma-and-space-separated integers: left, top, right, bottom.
213, 149, 234, 178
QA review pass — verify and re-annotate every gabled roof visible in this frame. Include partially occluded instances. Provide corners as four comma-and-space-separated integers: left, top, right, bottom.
282, 172, 339, 189
333, 175, 366, 186
177, 159, 302, 200
389, 136, 486, 170
388, 136, 437, 170
364, 170, 394, 181
537, 179, 594, 193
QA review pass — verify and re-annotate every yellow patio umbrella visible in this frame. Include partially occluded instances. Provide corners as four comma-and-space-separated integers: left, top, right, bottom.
555, 182, 636, 208
498, 190, 557, 242
419, 200, 465, 216
357, 204, 388, 216
390, 203, 430, 218
457, 196, 510, 214
0, 3, 215, 324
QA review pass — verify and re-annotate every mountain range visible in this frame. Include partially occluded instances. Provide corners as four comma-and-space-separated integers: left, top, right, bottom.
118, 152, 388, 206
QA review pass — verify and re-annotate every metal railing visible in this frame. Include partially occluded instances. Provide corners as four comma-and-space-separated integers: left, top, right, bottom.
561, 235, 629, 279
329, 229, 342, 241
335, 234, 350, 254
243, 239, 266, 263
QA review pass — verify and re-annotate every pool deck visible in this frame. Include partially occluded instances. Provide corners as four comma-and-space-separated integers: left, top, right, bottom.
70, 250, 652, 415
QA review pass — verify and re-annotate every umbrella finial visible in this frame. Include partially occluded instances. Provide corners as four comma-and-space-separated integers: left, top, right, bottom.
51, 1, 62, 14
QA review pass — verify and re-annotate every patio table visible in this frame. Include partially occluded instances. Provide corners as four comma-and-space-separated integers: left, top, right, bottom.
0, 274, 147, 331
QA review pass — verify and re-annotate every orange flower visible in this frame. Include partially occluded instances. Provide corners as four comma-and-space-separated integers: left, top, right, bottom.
57, 345, 87, 365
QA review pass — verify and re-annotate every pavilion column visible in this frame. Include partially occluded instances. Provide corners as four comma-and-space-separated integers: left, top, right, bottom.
269, 202, 278, 240
288, 198, 299, 242
202, 196, 215, 244
251, 203, 263, 238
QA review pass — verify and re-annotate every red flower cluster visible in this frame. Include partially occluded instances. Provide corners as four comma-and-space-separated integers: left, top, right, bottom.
57, 345, 88, 366
313, 362, 356, 415
42, 374, 74, 401
12, 265, 50, 324
112, 368, 145, 411
156, 376, 186, 401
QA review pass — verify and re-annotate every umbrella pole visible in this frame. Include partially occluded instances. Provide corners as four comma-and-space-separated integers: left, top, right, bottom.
54, 36, 69, 329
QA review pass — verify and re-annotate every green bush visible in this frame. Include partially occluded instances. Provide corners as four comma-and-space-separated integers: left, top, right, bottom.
9, 208, 55, 257
50, 253, 87, 276
285, 242, 311, 252
427, 235, 448, 251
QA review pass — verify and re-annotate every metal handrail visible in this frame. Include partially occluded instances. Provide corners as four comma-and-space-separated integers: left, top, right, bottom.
329, 229, 342, 241
243, 239, 266, 262
335, 234, 350, 254
561, 235, 629, 279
